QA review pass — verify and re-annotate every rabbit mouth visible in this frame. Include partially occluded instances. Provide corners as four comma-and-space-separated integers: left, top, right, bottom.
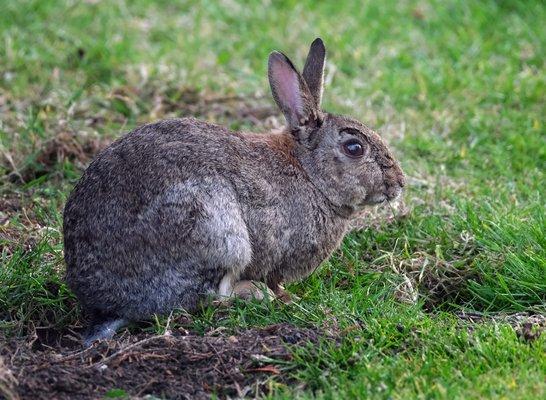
362, 187, 401, 206
361, 193, 388, 206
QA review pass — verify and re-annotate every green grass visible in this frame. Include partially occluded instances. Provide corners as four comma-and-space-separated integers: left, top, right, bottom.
1, 0, 545, 399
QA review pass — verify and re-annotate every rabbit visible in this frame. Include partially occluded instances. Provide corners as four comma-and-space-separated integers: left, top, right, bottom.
63, 38, 405, 346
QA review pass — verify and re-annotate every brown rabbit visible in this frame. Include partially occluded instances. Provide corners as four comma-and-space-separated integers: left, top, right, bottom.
63, 38, 405, 346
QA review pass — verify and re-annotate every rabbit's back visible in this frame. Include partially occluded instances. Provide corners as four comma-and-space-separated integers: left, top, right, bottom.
63, 117, 310, 237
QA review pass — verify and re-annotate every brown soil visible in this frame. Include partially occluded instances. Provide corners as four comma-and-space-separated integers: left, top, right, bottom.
1, 323, 332, 400
10, 131, 112, 183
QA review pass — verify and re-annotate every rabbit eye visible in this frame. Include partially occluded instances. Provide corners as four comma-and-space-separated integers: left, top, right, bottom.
342, 140, 365, 158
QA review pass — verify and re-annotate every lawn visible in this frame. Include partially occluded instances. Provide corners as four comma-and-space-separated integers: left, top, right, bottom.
1, 0, 545, 399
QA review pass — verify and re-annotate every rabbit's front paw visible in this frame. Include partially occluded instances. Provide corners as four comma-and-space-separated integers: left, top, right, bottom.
213, 280, 274, 306
232, 280, 275, 301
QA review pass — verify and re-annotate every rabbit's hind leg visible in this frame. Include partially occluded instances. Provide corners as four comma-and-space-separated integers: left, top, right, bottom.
163, 178, 254, 307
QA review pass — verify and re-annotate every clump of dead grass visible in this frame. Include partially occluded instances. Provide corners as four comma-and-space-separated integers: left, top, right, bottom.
456, 311, 546, 343
1, 83, 281, 185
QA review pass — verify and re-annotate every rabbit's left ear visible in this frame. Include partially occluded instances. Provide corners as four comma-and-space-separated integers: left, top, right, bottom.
303, 38, 326, 107
268, 51, 319, 131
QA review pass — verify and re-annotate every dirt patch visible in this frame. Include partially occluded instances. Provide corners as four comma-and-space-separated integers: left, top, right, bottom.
456, 311, 546, 343
0, 192, 59, 257
1, 323, 332, 400
34, 132, 109, 174
148, 88, 281, 130
0, 357, 19, 400
6, 131, 112, 184
2, 84, 281, 184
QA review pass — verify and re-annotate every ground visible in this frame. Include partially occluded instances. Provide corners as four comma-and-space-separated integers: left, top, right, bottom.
1, 1, 545, 399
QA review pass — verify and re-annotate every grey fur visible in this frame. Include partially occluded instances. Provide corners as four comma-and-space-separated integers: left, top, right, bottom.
64, 39, 405, 344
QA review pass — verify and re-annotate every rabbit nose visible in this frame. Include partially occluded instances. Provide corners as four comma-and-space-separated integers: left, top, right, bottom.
397, 172, 406, 188
383, 165, 405, 200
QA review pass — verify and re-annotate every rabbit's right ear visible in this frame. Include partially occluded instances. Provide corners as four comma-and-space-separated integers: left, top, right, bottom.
268, 51, 319, 132
303, 38, 326, 107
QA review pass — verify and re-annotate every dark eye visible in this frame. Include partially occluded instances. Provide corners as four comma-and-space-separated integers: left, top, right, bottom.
342, 140, 365, 158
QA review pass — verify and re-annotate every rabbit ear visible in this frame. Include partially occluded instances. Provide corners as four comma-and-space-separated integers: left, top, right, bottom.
303, 38, 326, 107
268, 51, 319, 130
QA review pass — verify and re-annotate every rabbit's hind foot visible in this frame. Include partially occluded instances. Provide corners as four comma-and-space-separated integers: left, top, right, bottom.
83, 316, 128, 347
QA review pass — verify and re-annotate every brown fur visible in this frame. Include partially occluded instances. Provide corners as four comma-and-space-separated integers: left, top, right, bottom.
246, 132, 301, 168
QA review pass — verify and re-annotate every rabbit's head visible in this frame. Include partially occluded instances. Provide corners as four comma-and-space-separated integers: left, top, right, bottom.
268, 38, 405, 214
